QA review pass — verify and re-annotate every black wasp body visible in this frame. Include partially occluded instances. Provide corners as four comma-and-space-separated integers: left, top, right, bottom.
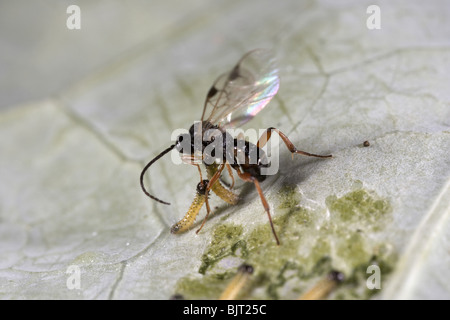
140, 49, 331, 245
175, 121, 270, 182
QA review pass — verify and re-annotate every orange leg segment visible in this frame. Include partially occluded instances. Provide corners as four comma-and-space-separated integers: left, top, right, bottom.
235, 169, 280, 246
257, 127, 332, 159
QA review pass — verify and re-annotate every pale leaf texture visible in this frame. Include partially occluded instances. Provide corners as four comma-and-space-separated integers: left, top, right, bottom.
0, 0, 449, 299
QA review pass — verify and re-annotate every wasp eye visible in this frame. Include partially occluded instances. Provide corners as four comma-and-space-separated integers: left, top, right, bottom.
175, 133, 192, 154
175, 135, 184, 152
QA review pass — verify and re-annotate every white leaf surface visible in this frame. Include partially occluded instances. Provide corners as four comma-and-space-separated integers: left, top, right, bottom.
0, 0, 449, 299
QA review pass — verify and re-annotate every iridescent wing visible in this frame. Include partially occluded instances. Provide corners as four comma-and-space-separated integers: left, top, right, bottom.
201, 49, 280, 130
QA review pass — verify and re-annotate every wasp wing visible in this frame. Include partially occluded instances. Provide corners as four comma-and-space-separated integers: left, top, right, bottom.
201, 49, 280, 130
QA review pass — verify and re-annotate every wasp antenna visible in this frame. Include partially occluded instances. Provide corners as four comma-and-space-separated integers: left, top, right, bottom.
140, 144, 176, 205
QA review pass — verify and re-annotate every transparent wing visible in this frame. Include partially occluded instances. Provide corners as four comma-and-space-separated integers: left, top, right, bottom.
201, 49, 280, 130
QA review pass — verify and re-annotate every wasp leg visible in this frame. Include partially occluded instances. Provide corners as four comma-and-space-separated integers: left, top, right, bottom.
236, 169, 280, 246
226, 163, 235, 189
257, 127, 332, 159
219, 264, 254, 300
196, 163, 226, 234
206, 163, 239, 205
180, 154, 204, 182
298, 270, 344, 300
171, 180, 209, 234
180, 153, 203, 165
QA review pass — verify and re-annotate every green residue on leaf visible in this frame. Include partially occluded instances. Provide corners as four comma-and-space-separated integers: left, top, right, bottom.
336, 232, 371, 268
277, 184, 301, 209
198, 224, 244, 275
175, 184, 397, 299
326, 189, 392, 226
175, 272, 234, 299
335, 243, 398, 300
307, 237, 332, 269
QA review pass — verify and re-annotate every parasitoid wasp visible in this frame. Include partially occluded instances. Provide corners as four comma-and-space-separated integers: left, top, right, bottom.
140, 49, 331, 245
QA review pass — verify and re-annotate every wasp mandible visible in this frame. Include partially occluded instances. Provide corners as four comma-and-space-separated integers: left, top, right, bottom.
140, 49, 332, 245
